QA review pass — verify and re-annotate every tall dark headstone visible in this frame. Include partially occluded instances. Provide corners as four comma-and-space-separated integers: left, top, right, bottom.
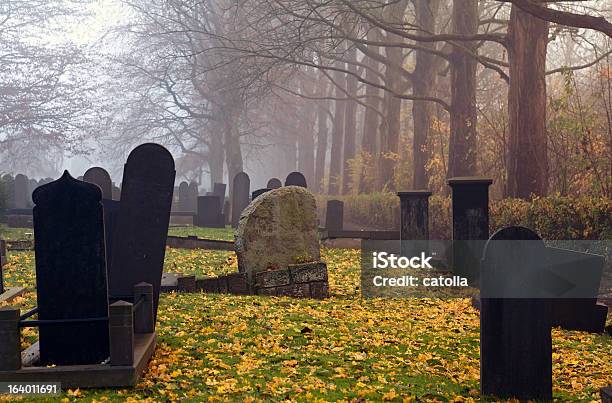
178, 181, 189, 211
397, 191, 431, 240
109, 144, 175, 321
33, 171, 110, 365
13, 174, 28, 209
252, 188, 271, 200
231, 172, 250, 228
267, 178, 282, 189
325, 200, 344, 231
480, 226, 552, 401
83, 167, 113, 200
285, 172, 307, 188
197, 195, 224, 228
188, 182, 198, 212
448, 177, 492, 280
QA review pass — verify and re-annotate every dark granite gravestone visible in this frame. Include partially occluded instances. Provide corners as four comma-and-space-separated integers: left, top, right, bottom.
252, 188, 271, 200
231, 172, 250, 228
448, 177, 492, 280
267, 178, 282, 189
27, 178, 37, 207
1, 175, 15, 209
13, 174, 28, 209
178, 181, 189, 211
33, 171, 110, 366
188, 182, 198, 212
197, 195, 224, 228
480, 226, 552, 401
285, 172, 307, 188
108, 144, 175, 322
213, 183, 227, 200
83, 167, 113, 200
397, 191, 431, 240
325, 200, 344, 231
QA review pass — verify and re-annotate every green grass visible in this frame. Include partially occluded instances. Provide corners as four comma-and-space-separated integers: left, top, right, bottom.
1, 247, 610, 402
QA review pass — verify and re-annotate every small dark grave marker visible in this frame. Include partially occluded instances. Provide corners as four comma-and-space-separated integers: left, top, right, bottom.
188, 182, 198, 212
33, 171, 110, 366
178, 181, 189, 211
448, 177, 492, 280
267, 178, 282, 189
252, 188, 271, 200
325, 200, 344, 231
285, 172, 307, 188
480, 226, 551, 401
83, 167, 113, 200
109, 144, 175, 322
197, 195, 224, 228
13, 174, 28, 209
231, 172, 250, 228
213, 182, 227, 200
397, 191, 431, 257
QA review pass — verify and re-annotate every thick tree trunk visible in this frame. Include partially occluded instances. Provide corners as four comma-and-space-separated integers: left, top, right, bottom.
328, 64, 346, 195
448, 0, 478, 178
412, 0, 440, 190
507, 5, 549, 198
342, 47, 358, 194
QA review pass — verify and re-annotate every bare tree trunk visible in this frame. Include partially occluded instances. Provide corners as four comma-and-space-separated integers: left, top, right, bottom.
209, 132, 224, 190
224, 106, 243, 193
315, 100, 329, 193
507, 5, 549, 198
448, 0, 478, 178
298, 102, 316, 188
328, 63, 345, 195
342, 47, 358, 194
412, 0, 440, 189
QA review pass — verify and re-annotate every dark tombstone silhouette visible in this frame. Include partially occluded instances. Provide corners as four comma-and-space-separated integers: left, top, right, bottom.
285, 172, 307, 188
325, 200, 344, 231
83, 167, 113, 200
13, 174, 28, 209
197, 195, 224, 228
251, 188, 271, 200
213, 183, 227, 200
267, 178, 282, 189
448, 177, 492, 280
480, 226, 552, 401
109, 144, 175, 322
33, 171, 110, 365
178, 181, 189, 211
112, 183, 121, 201
27, 178, 37, 207
397, 191, 431, 257
188, 182, 198, 212
231, 172, 250, 228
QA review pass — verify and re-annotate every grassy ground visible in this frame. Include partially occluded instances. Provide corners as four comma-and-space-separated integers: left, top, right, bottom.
0, 226, 610, 401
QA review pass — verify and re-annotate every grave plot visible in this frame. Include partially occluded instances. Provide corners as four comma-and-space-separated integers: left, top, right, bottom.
0, 239, 27, 303
0, 170, 159, 388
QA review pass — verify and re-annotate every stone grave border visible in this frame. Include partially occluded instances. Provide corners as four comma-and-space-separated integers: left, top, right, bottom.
0, 240, 27, 303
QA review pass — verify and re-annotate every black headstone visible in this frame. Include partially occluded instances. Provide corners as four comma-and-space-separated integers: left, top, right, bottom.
325, 200, 344, 231
109, 144, 175, 321
188, 182, 198, 212
14, 174, 28, 209
33, 171, 110, 366
285, 172, 307, 188
178, 181, 189, 211
231, 172, 250, 228
197, 195, 224, 228
480, 226, 552, 401
213, 182, 227, 200
251, 188, 271, 200
266, 178, 282, 189
448, 177, 492, 280
83, 167, 113, 200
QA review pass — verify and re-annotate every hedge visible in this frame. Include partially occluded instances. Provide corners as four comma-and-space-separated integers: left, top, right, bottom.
316, 193, 612, 240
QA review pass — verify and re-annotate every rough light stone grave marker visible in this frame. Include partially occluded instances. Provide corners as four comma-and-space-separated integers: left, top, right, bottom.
33, 171, 110, 365
480, 226, 551, 401
109, 143, 175, 321
285, 172, 307, 188
231, 172, 250, 228
236, 186, 320, 287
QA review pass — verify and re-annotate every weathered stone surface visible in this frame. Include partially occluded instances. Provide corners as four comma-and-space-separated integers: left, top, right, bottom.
83, 167, 113, 200
197, 278, 219, 293
310, 282, 329, 299
33, 171, 110, 366
275, 283, 310, 298
289, 262, 328, 284
226, 273, 249, 295
255, 269, 291, 288
236, 186, 320, 285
